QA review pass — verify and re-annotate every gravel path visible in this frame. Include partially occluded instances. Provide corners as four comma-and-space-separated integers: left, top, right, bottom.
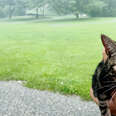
0, 81, 100, 116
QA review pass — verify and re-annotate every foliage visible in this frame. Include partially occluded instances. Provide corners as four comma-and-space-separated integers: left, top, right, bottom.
0, 0, 116, 18
28, 0, 47, 18
0, 7, 6, 18
0, 0, 27, 18
49, 0, 116, 17
86, 1, 106, 17
48, 0, 71, 15
102, 0, 116, 17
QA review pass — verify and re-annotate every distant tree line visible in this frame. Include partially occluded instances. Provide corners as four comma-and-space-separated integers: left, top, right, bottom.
0, 0, 116, 19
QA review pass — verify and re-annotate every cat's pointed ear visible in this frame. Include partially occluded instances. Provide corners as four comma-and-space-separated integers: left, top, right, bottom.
101, 34, 116, 55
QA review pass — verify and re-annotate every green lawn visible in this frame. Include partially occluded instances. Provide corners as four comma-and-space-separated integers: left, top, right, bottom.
0, 17, 116, 100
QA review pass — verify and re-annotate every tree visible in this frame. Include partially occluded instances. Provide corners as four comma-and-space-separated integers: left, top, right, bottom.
68, 0, 91, 18
85, 0, 106, 17
0, 0, 15, 19
48, 0, 71, 15
102, 0, 116, 17
49, 0, 90, 18
14, 0, 28, 16
0, 0, 28, 19
29, 0, 47, 19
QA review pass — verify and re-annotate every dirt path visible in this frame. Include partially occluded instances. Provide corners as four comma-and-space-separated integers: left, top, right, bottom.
0, 81, 100, 116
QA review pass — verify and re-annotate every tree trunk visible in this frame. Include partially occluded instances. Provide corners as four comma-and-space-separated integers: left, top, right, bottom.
9, 5, 12, 19
43, 7, 45, 16
9, 13, 12, 19
36, 8, 39, 19
75, 13, 79, 19
76, 14, 79, 19
8, 5, 14, 19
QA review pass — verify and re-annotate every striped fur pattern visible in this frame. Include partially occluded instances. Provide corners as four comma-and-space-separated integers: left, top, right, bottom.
92, 34, 116, 116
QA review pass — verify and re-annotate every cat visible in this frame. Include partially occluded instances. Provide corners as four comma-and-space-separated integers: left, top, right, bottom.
92, 34, 116, 116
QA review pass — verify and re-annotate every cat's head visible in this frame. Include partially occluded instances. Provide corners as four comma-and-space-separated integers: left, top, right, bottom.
101, 34, 116, 71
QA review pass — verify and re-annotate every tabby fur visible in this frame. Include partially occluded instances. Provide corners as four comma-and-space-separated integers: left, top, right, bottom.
92, 34, 116, 116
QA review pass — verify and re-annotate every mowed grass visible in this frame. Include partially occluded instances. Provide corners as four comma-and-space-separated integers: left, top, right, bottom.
0, 17, 116, 100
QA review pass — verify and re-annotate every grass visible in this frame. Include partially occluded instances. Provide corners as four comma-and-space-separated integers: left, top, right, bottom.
0, 17, 116, 100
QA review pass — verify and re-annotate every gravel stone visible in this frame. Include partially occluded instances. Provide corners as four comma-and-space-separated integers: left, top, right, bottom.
0, 81, 100, 116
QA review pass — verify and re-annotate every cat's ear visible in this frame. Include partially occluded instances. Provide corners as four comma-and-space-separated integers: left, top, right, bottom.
101, 34, 116, 55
